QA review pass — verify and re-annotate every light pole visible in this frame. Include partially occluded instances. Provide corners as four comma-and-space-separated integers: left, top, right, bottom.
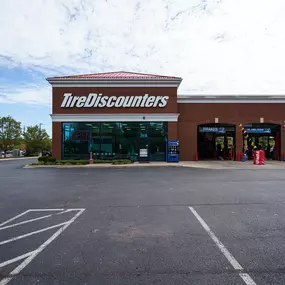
39, 123, 43, 156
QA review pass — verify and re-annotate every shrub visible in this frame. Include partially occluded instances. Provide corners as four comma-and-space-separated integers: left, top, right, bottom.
38, 156, 49, 163
49, 157, 56, 163
112, 159, 132, 165
56, 160, 89, 165
38, 156, 56, 164
94, 159, 112, 164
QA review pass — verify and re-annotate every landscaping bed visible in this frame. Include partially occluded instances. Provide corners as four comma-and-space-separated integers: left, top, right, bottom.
31, 156, 132, 166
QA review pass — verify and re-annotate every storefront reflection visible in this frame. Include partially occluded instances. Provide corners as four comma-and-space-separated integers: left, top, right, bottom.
62, 122, 167, 161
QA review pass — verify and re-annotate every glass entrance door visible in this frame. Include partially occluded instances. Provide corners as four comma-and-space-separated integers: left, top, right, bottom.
242, 124, 281, 160
138, 123, 149, 162
138, 137, 149, 162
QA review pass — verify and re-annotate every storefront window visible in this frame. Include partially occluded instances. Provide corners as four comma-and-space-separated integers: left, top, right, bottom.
62, 122, 167, 161
148, 122, 167, 161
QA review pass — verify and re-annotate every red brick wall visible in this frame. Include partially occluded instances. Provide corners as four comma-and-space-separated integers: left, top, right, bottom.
178, 103, 285, 161
168, 122, 178, 140
52, 122, 62, 160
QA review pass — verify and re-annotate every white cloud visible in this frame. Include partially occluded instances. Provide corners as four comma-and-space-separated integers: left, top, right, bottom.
0, 84, 51, 106
0, 0, 285, 98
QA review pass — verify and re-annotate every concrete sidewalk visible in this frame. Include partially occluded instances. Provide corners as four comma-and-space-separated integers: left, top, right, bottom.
0, 156, 38, 162
181, 160, 285, 170
24, 160, 285, 170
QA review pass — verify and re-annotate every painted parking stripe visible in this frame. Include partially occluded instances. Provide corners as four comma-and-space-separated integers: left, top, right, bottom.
0, 209, 76, 231
28, 208, 84, 212
0, 210, 30, 227
0, 208, 85, 285
0, 222, 68, 246
0, 214, 53, 231
0, 250, 36, 268
189, 207, 257, 285
28, 209, 65, 212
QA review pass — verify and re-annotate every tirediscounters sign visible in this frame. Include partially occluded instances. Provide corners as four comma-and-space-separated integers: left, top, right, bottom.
61, 93, 169, 108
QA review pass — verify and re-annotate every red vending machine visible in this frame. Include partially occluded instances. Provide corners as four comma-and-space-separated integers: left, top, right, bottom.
253, 150, 265, 165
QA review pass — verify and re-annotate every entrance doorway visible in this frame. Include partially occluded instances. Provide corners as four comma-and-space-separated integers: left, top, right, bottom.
197, 124, 236, 160
137, 122, 167, 162
242, 123, 281, 160
138, 137, 149, 162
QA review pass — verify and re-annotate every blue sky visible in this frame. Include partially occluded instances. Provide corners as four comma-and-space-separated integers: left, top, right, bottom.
1, 0, 285, 136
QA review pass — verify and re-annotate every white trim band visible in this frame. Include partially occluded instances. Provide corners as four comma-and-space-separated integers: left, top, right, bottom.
47, 79, 182, 88
50, 113, 180, 122
178, 99, 285, 103
50, 83, 180, 88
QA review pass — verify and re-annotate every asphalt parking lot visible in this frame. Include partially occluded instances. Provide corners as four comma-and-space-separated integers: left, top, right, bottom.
1, 159, 285, 284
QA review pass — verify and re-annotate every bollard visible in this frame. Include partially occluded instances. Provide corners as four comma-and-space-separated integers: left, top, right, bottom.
237, 153, 241, 161
195, 152, 198, 162
241, 153, 247, 162
89, 152, 94, 164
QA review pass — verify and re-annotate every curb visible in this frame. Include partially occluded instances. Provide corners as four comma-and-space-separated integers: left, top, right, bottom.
0, 157, 39, 162
23, 163, 183, 169
23, 163, 285, 170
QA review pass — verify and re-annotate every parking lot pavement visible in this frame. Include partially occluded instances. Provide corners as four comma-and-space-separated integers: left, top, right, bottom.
0, 209, 85, 285
1, 159, 285, 284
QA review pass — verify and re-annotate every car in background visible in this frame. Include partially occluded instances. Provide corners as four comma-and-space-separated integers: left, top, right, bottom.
42, 150, 52, 157
0, 151, 13, 158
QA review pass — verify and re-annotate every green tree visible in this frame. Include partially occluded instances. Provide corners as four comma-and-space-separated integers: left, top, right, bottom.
0, 116, 22, 157
23, 125, 51, 155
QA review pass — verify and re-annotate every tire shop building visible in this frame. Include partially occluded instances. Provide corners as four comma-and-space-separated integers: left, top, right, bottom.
47, 71, 285, 162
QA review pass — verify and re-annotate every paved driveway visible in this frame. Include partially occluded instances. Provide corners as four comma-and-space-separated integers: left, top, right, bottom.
1, 159, 285, 284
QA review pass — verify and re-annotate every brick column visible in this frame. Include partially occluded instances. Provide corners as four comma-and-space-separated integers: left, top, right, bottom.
168, 122, 178, 140
52, 122, 62, 160
235, 129, 243, 160
280, 126, 285, 161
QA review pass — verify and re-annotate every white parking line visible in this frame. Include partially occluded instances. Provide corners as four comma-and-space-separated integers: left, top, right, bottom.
0, 214, 53, 231
28, 209, 65, 211
0, 250, 36, 268
0, 210, 30, 227
0, 222, 68, 245
189, 207, 257, 285
0, 209, 76, 231
0, 208, 85, 285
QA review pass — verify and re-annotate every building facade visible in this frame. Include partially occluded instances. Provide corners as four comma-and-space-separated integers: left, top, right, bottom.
48, 72, 285, 161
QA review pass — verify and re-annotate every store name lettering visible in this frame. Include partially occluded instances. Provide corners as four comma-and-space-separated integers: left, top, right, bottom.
61, 93, 169, 108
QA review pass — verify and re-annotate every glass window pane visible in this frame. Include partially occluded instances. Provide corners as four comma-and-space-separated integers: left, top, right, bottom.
62, 123, 91, 160
90, 123, 100, 158
62, 121, 167, 162
116, 123, 139, 161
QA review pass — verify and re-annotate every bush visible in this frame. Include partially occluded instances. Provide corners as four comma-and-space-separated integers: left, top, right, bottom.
94, 159, 112, 164
49, 157, 56, 163
38, 156, 49, 163
38, 156, 56, 164
56, 160, 89, 165
33, 158, 132, 166
112, 159, 132, 165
